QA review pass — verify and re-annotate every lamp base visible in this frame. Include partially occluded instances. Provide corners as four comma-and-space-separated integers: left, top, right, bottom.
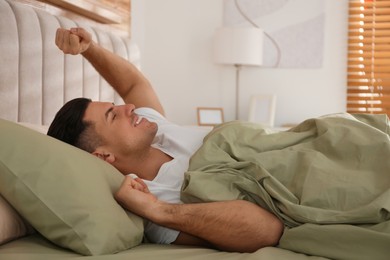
235, 64, 242, 120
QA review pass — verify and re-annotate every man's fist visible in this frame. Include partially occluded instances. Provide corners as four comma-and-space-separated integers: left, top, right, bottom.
115, 175, 159, 219
55, 27, 92, 55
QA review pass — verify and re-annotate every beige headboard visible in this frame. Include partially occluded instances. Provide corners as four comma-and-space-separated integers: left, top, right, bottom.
0, 0, 140, 125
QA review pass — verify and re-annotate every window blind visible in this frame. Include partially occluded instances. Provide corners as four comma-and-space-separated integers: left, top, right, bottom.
347, 0, 390, 115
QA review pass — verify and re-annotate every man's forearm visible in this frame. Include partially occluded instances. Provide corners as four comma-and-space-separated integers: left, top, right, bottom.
82, 42, 147, 101
81, 41, 164, 113
114, 177, 283, 252
148, 200, 283, 252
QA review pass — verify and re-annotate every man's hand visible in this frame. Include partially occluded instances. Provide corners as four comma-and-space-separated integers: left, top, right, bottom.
115, 175, 159, 218
55, 27, 92, 55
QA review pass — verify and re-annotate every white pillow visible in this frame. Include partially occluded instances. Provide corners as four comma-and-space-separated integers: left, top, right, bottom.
0, 195, 34, 245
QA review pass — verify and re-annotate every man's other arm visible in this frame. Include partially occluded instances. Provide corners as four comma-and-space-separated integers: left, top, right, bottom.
115, 176, 284, 252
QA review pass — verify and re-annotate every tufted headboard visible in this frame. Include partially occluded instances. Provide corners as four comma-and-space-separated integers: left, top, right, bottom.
0, 0, 140, 126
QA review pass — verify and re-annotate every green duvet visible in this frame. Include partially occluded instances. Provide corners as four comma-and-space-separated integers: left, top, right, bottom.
181, 114, 390, 260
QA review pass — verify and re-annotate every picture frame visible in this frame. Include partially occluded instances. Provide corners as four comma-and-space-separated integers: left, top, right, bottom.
197, 107, 224, 126
248, 94, 276, 127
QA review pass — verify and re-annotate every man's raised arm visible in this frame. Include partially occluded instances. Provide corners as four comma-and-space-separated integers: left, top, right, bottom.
55, 27, 164, 115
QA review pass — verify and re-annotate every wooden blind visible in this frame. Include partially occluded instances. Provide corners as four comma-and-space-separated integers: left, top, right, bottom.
347, 0, 390, 115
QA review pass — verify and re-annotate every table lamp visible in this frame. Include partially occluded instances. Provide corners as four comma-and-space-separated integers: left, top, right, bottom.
213, 27, 263, 120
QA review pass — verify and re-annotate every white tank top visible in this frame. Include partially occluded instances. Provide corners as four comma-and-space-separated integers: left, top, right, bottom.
130, 108, 210, 244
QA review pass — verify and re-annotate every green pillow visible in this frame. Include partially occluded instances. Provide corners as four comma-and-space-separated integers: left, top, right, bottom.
0, 119, 143, 255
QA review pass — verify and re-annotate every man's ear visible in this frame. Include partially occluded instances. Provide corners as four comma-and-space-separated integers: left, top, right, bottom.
92, 148, 116, 164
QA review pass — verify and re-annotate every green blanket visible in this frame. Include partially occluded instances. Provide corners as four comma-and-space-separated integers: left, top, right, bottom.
181, 114, 390, 260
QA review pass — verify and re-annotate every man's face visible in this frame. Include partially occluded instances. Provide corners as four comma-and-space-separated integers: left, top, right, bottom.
83, 101, 158, 157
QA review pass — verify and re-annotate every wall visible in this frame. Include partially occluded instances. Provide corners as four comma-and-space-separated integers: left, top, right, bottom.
132, 0, 349, 126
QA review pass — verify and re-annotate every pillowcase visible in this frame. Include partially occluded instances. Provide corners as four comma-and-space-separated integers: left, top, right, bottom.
17, 122, 49, 134
0, 119, 144, 255
0, 195, 34, 245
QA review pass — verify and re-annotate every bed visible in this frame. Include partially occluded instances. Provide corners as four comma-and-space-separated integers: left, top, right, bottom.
0, 0, 389, 259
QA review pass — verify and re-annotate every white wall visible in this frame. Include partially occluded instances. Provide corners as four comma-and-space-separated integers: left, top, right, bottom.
132, 0, 349, 126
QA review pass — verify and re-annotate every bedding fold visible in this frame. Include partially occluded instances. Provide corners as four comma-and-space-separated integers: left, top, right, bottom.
181, 113, 390, 260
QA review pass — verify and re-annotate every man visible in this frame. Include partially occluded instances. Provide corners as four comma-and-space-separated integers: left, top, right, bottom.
48, 27, 284, 253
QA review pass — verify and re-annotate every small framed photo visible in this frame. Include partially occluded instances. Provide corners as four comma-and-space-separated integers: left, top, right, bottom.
248, 94, 276, 127
197, 107, 224, 126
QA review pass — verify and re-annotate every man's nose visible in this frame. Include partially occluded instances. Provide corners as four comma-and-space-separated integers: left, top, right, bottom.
123, 104, 136, 116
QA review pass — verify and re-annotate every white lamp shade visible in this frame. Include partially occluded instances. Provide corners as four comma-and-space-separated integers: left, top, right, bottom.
213, 27, 263, 66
